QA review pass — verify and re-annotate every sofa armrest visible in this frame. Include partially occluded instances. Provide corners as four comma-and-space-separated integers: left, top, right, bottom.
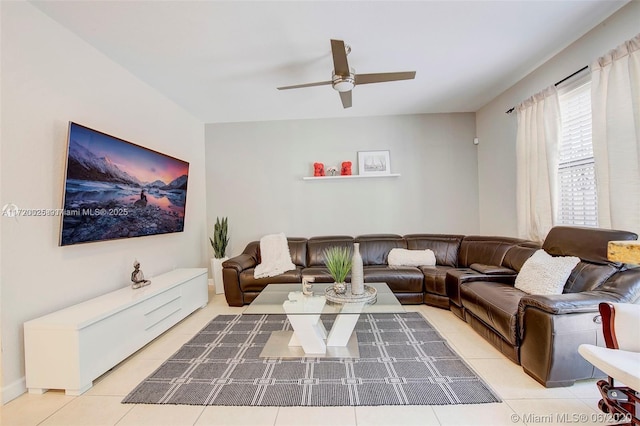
517, 273, 640, 387
470, 263, 516, 275
519, 267, 640, 316
223, 254, 257, 273
517, 267, 640, 339
519, 306, 605, 387
445, 268, 517, 306
222, 253, 258, 307
519, 291, 620, 316
517, 292, 618, 338
446, 268, 517, 283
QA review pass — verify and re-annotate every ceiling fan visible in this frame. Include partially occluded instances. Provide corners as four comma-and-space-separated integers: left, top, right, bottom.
277, 39, 416, 109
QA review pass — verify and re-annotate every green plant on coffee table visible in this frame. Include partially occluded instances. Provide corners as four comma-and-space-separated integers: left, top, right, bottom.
323, 246, 352, 283
209, 217, 229, 259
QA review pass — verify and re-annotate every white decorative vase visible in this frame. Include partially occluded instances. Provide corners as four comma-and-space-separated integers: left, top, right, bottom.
351, 243, 364, 295
211, 257, 228, 295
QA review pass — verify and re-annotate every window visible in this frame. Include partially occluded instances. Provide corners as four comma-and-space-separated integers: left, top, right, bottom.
557, 76, 598, 227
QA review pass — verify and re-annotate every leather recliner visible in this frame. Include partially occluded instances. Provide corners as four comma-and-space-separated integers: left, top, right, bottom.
446, 226, 640, 387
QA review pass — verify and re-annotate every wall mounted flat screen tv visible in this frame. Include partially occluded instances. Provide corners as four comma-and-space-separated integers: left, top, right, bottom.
60, 122, 189, 246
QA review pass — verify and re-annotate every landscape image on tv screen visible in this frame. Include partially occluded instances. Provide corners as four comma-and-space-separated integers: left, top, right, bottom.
60, 122, 189, 246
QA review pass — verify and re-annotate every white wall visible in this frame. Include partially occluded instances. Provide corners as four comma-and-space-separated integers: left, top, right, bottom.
476, 1, 640, 237
206, 113, 478, 255
0, 3, 207, 402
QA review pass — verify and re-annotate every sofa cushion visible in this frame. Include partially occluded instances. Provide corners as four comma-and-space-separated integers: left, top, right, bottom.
563, 261, 619, 293
288, 238, 309, 267
404, 234, 464, 267
502, 242, 541, 272
239, 267, 303, 292
306, 236, 354, 267
356, 234, 406, 265
461, 281, 525, 345
540, 227, 635, 294
515, 250, 580, 295
362, 265, 423, 293
458, 236, 524, 268
542, 226, 637, 266
388, 248, 436, 267
300, 266, 338, 283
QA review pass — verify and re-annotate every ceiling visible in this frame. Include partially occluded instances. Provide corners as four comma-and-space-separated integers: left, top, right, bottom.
32, 1, 627, 124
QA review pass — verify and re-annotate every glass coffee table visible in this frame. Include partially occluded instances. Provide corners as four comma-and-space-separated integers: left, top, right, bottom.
243, 282, 404, 358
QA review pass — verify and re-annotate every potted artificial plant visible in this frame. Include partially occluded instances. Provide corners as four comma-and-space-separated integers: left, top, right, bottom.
323, 246, 352, 294
210, 217, 229, 294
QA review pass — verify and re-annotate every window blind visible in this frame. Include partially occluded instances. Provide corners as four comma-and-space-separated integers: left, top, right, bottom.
557, 78, 598, 227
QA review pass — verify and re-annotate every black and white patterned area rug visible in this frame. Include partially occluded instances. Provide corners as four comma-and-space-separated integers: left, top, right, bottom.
122, 313, 500, 406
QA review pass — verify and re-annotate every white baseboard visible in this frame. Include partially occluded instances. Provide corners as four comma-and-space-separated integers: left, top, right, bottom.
2, 376, 26, 404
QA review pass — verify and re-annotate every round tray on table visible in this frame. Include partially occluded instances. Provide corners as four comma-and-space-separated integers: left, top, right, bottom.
324, 284, 377, 304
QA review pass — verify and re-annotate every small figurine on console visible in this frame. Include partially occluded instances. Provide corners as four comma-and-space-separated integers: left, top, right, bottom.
131, 260, 151, 289
313, 162, 325, 176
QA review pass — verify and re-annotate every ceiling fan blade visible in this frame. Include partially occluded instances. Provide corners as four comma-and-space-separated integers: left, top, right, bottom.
331, 39, 350, 76
277, 81, 332, 90
339, 91, 352, 109
355, 71, 416, 85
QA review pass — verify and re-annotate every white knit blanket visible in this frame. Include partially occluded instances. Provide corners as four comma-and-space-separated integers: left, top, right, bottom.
254, 233, 296, 279
388, 248, 436, 267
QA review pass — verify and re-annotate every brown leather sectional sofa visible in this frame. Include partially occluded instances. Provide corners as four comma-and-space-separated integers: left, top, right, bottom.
222, 226, 640, 387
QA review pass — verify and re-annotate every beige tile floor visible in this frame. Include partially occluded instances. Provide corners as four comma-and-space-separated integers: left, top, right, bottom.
1, 287, 615, 426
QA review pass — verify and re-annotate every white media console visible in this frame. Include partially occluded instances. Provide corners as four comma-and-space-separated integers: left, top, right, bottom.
24, 268, 208, 395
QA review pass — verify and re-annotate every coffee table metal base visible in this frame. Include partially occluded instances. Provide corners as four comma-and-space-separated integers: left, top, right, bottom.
259, 331, 359, 358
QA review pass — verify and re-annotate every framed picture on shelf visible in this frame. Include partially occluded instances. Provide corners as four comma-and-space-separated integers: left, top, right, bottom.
358, 150, 391, 176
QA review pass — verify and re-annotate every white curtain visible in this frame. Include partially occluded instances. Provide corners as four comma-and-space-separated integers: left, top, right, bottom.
591, 33, 640, 236
516, 86, 561, 242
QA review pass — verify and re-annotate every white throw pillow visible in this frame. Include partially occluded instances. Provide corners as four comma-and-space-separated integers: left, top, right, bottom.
515, 249, 580, 295
388, 248, 436, 267
254, 233, 296, 279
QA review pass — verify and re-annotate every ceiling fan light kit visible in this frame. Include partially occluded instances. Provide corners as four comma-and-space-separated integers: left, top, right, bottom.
277, 39, 416, 108
332, 73, 355, 92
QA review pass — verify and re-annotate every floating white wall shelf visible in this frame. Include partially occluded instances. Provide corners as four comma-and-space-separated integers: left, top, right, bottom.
302, 174, 400, 181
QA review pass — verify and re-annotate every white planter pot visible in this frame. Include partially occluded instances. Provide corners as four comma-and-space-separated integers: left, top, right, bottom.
211, 257, 228, 294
